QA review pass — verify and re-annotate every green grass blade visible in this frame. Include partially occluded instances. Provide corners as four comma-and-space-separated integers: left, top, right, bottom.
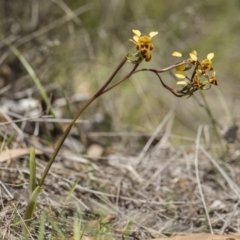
29, 146, 36, 194
24, 186, 42, 226
48, 215, 64, 238
38, 211, 46, 240
123, 221, 132, 240
73, 213, 81, 240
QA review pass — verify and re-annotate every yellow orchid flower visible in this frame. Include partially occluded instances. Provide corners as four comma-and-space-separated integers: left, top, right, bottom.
129, 29, 158, 61
209, 71, 218, 85
192, 74, 203, 89
201, 53, 214, 71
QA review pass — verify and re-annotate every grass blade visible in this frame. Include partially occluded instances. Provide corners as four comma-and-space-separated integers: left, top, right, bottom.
29, 146, 36, 195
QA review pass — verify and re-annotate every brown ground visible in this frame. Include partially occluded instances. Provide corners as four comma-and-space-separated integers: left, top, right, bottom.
1, 115, 240, 239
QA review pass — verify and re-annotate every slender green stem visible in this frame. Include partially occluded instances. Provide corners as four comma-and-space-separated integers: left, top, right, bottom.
102, 63, 139, 94
38, 55, 128, 187
200, 91, 222, 143
132, 60, 189, 74
61, 88, 87, 145
190, 62, 199, 82
38, 96, 94, 187
24, 55, 130, 229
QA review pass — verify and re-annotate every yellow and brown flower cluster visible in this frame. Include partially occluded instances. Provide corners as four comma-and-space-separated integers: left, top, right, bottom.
127, 29, 218, 98
172, 50, 218, 96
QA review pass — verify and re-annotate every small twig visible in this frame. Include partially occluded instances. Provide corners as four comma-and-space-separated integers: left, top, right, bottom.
195, 125, 213, 234
219, 199, 240, 234
51, 0, 81, 25
0, 180, 13, 199
0, 111, 24, 137
137, 105, 176, 161
142, 152, 180, 190
200, 145, 240, 198
13, 204, 35, 240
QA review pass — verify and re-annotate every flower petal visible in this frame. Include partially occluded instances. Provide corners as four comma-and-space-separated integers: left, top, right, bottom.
176, 64, 185, 71
192, 50, 197, 55
189, 51, 198, 61
132, 29, 141, 37
129, 39, 137, 44
133, 35, 139, 42
175, 71, 186, 79
177, 81, 188, 85
207, 53, 214, 60
149, 31, 158, 38
201, 59, 213, 71
172, 51, 182, 57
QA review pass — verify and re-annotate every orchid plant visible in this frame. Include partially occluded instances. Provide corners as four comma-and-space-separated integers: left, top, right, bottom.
23, 29, 218, 230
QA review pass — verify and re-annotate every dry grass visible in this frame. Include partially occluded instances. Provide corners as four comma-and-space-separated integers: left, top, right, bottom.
1, 1, 240, 239
1, 110, 240, 239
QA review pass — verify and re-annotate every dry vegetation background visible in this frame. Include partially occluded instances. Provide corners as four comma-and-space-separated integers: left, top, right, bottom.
1, 0, 240, 239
